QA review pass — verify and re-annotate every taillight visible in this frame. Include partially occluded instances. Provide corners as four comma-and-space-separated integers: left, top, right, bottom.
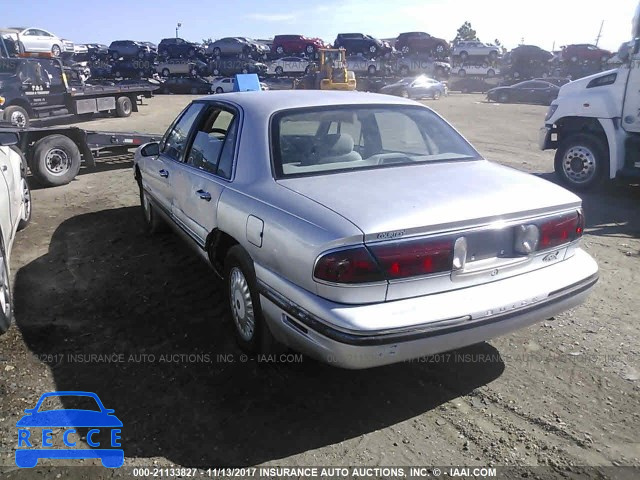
368, 238, 453, 279
539, 211, 583, 249
313, 247, 385, 284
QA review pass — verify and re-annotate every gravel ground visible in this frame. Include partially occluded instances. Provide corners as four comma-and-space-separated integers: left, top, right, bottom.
0, 93, 638, 479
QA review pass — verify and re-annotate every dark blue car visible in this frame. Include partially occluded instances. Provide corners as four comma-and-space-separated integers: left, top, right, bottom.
15, 391, 123, 468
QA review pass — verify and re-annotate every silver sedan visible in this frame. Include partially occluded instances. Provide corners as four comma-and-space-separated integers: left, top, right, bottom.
133, 91, 598, 369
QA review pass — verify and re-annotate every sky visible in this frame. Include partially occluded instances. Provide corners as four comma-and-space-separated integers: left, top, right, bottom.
2, 0, 637, 52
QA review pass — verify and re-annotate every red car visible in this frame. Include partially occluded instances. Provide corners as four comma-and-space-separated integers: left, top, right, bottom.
561, 44, 612, 63
272, 35, 328, 56
395, 32, 449, 57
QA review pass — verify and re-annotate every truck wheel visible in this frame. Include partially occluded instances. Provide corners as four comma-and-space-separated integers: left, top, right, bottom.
3, 106, 29, 128
116, 96, 132, 117
554, 133, 609, 191
17, 176, 31, 231
31, 135, 82, 187
224, 245, 280, 354
0, 236, 13, 335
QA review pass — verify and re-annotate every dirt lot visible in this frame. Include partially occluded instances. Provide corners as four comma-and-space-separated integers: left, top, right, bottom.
0, 93, 639, 478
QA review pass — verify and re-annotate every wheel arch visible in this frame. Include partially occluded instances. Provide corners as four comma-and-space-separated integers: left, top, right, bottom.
206, 229, 240, 278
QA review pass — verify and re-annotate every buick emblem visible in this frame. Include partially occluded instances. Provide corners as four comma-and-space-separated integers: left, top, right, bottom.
490, 269, 499, 276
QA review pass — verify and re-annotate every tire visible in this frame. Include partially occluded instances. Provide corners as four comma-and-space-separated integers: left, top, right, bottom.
460, 51, 468, 61
461, 86, 469, 93
114, 71, 122, 78
367, 65, 376, 75
554, 133, 609, 191
116, 96, 132, 117
161, 68, 170, 77
489, 51, 498, 60
400, 88, 409, 98
224, 245, 279, 353
275, 46, 284, 55
51, 44, 61, 57
458, 69, 466, 77
0, 238, 13, 335
17, 176, 31, 231
31, 135, 81, 187
112, 52, 119, 60
212, 68, 220, 76
188, 48, 195, 57
369, 45, 378, 55
435, 44, 446, 56
498, 92, 509, 103
275, 66, 284, 75
3, 105, 29, 128
213, 47, 221, 57
400, 45, 410, 54
241, 68, 249, 74
570, 56, 578, 63
304, 65, 311, 74
305, 44, 315, 55
190, 87, 199, 95
137, 50, 145, 59
487, 69, 496, 78
432, 90, 441, 100
216, 87, 223, 93
138, 178, 167, 234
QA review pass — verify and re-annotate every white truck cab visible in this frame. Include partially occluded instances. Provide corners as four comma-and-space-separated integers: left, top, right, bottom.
539, 3, 640, 190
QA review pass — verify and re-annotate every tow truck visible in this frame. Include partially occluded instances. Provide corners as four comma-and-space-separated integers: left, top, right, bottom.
0, 37, 157, 128
539, 3, 640, 190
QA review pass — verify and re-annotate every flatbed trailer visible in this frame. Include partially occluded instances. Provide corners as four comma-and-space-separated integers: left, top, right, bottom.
0, 122, 161, 187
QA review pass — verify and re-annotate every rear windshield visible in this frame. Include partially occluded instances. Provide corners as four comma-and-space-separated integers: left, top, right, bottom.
271, 105, 480, 178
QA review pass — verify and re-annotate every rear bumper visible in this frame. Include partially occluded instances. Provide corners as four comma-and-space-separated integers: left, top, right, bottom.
257, 249, 598, 369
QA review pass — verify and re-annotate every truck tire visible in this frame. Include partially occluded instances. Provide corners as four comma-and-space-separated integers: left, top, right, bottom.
3, 105, 29, 128
116, 96, 132, 117
554, 133, 609, 191
31, 135, 82, 187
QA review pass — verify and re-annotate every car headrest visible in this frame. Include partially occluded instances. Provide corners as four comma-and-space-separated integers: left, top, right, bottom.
321, 133, 354, 156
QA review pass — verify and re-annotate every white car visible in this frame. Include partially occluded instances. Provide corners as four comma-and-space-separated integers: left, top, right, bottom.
211, 77, 236, 94
0, 131, 32, 335
6, 27, 64, 56
452, 41, 500, 61
268, 57, 311, 75
457, 64, 499, 78
346, 55, 387, 75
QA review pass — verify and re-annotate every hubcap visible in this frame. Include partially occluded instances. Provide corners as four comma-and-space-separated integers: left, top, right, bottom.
0, 253, 9, 318
10, 111, 26, 128
44, 148, 71, 176
21, 178, 30, 222
229, 267, 255, 342
563, 145, 597, 183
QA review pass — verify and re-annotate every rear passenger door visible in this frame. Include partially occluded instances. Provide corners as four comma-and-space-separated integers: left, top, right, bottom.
170, 104, 239, 245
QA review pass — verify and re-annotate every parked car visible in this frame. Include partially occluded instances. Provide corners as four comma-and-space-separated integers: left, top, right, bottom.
345, 55, 388, 76
456, 64, 498, 78
89, 62, 113, 79
158, 37, 201, 58
133, 90, 598, 369
379, 75, 447, 99
560, 44, 612, 63
85, 43, 109, 61
394, 54, 451, 77
110, 59, 155, 79
210, 77, 236, 93
209, 58, 267, 76
140, 41, 158, 54
334, 33, 392, 57
262, 77, 295, 90
157, 76, 212, 95
395, 32, 449, 57
60, 39, 75, 56
452, 41, 500, 61
487, 80, 559, 104
268, 56, 311, 75
73, 43, 88, 57
272, 35, 328, 56
0, 130, 32, 335
206, 37, 267, 58
533, 77, 571, 87
7, 27, 63, 56
508, 45, 553, 65
108, 40, 152, 60
449, 76, 496, 93
156, 59, 208, 77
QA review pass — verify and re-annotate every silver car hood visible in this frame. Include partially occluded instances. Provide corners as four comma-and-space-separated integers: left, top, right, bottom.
277, 160, 582, 239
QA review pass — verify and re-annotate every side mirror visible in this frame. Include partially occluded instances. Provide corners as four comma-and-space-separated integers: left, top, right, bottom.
140, 141, 159, 157
0, 132, 19, 146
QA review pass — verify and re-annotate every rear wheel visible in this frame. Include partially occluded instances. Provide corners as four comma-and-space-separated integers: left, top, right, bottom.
305, 44, 315, 55
31, 135, 82, 187
367, 65, 377, 75
161, 68, 170, 77
275, 66, 284, 75
554, 133, 609, 191
224, 246, 279, 353
487, 68, 496, 78
216, 87, 223, 93
116, 96, 132, 117
498, 92, 509, 103
459, 51, 468, 61
51, 44, 61, 57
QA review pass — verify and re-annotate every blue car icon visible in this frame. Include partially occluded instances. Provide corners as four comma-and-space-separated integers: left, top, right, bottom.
15, 391, 123, 468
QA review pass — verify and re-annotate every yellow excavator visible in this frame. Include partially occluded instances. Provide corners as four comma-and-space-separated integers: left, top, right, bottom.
294, 48, 356, 90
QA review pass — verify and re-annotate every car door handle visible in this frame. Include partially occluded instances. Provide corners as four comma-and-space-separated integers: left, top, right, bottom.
159, 169, 169, 178
196, 189, 211, 201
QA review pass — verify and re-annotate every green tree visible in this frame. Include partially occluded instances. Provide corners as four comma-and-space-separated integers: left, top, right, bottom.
453, 22, 479, 44
493, 38, 508, 54
202, 38, 213, 46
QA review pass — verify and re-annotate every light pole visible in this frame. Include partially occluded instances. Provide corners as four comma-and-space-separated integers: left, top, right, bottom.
176, 22, 182, 39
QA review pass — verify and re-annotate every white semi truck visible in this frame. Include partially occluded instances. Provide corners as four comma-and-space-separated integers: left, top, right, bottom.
539, 4, 640, 190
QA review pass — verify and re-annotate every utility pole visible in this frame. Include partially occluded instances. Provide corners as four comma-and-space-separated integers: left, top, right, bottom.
176, 22, 182, 39
595, 20, 604, 46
